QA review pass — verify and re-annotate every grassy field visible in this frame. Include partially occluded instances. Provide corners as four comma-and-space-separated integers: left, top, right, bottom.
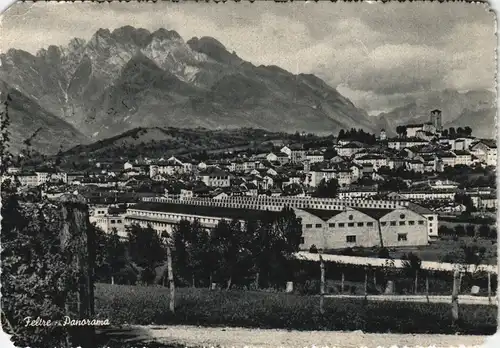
324, 236, 497, 265
94, 283, 497, 335
389, 236, 497, 265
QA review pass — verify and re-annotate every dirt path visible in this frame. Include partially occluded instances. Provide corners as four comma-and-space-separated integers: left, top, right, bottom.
113, 325, 494, 348
325, 294, 498, 306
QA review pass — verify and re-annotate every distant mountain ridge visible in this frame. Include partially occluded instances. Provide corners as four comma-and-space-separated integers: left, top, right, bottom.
0, 81, 89, 155
0, 25, 375, 151
372, 89, 496, 138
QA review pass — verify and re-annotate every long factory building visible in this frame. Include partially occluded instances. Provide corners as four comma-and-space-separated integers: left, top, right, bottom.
124, 196, 437, 250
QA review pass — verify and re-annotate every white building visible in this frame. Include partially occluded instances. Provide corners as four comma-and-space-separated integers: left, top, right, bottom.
306, 151, 325, 164
141, 196, 438, 240
89, 206, 127, 238
16, 173, 38, 187
470, 140, 497, 166
406, 124, 425, 138
353, 154, 388, 172
267, 152, 289, 164
125, 200, 431, 249
280, 145, 306, 164
388, 138, 428, 151
453, 150, 473, 166
336, 142, 364, 157
199, 169, 231, 187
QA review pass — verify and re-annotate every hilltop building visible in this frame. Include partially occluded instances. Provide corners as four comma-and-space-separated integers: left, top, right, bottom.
379, 129, 387, 141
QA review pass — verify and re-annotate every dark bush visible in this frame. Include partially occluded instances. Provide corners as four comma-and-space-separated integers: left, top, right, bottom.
454, 225, 466, 237
377, 247, 391, 259
466, 225, 476, 237
340, 247, 355, 256
140, 267, 157, 285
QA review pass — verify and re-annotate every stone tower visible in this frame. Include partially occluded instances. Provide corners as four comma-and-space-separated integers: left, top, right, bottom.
430, 109, 442, 131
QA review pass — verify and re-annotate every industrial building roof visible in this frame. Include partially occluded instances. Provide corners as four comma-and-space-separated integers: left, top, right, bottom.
129, 202, 280, 221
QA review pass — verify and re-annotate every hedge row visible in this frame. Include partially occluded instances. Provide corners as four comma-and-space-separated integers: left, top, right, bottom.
94, 283, 497, 335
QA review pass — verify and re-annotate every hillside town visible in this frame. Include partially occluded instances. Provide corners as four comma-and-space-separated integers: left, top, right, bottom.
3, 109, 496, 251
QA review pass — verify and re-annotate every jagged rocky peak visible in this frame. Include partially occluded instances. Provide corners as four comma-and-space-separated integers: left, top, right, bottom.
111, 25, 152, 47
2, 49, 37, 66
188, 36, 227, 51
36, 45, 62, 64
87, 28, 113, 47
187, 36, 241, 64
58, 38, 87, 58
68, 37, 87, 49
95, 28, 112, 38
150, 28, 183, 42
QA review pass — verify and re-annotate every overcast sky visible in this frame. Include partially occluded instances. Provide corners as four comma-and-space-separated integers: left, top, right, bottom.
0, 1, 496, 114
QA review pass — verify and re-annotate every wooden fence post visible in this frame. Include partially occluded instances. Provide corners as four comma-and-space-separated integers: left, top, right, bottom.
488, 272, 491, 304
364, 267, 368, 296
341, 272, 345, 294
458, 272, 463, 294
414, 269, 419, 294
426, 274, 429, 302
166, 243, 175, 314
451, 270, 459, 327
319, 254, 325, 314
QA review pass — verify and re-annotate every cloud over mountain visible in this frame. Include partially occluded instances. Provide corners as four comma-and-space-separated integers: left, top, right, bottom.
1, 2, 495, 115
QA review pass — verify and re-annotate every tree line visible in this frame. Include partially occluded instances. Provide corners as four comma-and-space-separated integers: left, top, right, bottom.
438, 224, 497, 239
94, 207, 303, 289
441, 127, 473, 138
338, 128, 377, 145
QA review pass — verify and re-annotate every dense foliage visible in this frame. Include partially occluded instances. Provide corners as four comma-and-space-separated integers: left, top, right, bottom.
94, 207, 302, 290
438, 165, 496, 188
441, 127, 473, 138
314, 178, 339, 198
171, 208, 302, 289
438, 224, 497, 239
338, 128, 377, 144
1, 191, 96, 348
